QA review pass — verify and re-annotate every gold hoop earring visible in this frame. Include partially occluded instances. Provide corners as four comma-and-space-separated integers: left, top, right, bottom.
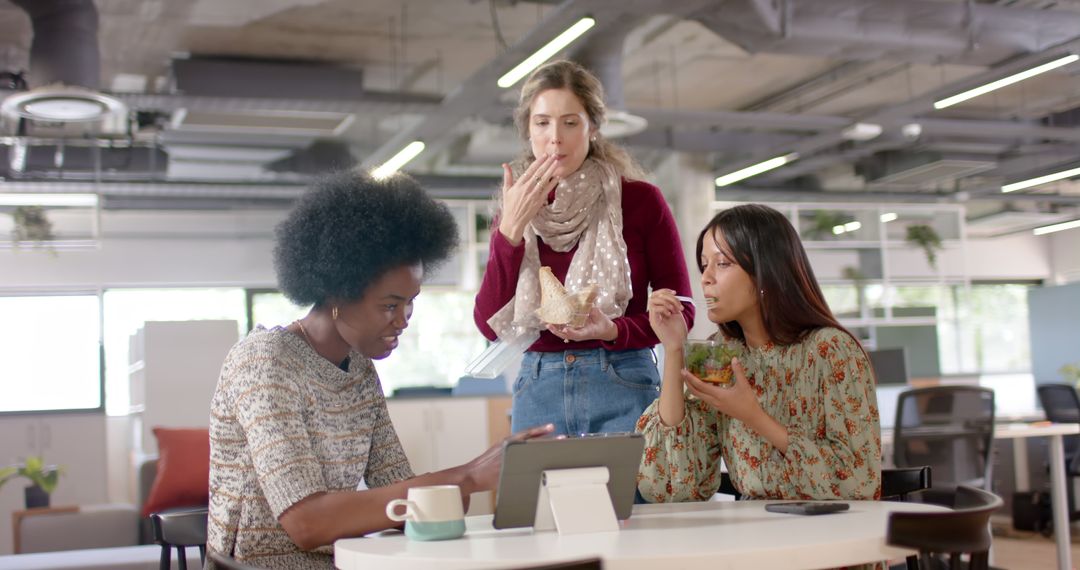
332, 306, 339, 320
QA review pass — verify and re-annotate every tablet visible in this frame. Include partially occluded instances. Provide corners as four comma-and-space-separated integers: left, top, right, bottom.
492, 432, 645, 530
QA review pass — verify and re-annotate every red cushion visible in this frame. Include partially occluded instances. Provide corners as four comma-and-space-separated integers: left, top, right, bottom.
141, 427, 210, 517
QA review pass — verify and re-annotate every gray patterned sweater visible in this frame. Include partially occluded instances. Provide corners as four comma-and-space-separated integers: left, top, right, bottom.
206, 326, 414, 569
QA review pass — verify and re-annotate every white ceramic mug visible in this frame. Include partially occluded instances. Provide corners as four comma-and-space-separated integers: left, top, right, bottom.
385, 485, 466, 541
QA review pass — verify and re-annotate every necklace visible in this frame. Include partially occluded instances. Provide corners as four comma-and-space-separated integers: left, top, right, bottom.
295, 319, 313, 347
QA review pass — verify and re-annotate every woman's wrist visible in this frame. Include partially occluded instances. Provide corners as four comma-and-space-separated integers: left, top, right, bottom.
498, 221, 523, 245
453, 464, 478, 496
603, 320, 619, 342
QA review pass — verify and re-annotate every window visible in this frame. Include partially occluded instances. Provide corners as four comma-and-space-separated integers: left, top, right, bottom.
248, 289, 308, 331
372, 289, 488, 392
246, 289, 486, 393
0, 294, 101, 413
959, 283, 1033, 374
102, 288, 246, 415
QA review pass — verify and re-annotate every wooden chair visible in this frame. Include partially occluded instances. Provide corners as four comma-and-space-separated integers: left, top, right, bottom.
150, 506, 208, 570
886, 485, 1003, 570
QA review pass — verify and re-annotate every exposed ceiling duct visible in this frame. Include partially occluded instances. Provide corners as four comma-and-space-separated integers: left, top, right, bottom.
574, 13, 650, 138
691, 0, 1080, 66
855, 151, 997, 188
1, 0, 126, 124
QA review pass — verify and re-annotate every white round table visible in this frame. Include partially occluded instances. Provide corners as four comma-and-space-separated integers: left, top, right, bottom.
335, 500, 946, 570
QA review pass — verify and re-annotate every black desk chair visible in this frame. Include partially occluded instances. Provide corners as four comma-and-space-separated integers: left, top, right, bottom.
882, 466, 932, 502
1034, 383, 1080, 530
720, 467, 930, 502
881, 466, 933, 570
894, 386, 995, 506
886, 485, 1003, 570
1036, 383, 1080, 474
150, 506, 208, 570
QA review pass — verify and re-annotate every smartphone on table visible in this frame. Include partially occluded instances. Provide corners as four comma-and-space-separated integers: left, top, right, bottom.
764, 501, 850, 515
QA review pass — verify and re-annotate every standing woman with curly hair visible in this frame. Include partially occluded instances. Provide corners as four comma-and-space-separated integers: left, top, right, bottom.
206, 172, 553, 569
474, 60, 695, 436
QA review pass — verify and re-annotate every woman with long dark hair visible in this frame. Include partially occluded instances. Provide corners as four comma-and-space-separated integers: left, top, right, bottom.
637, 204, 880, 503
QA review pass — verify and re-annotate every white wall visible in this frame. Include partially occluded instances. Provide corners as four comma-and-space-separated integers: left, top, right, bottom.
967, 232, 1052, 281
0, 210, 282, 290
1047, 226, 1080, 285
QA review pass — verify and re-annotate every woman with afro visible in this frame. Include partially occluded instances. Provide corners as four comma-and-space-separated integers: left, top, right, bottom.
206, 171, 553, 569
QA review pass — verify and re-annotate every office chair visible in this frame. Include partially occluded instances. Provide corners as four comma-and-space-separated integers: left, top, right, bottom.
1036, 383, 1080, 474
886, 485, 1003, 570
880, 466, 933, 570
720, 467, 931, 503
881, 466, 932, 502
150, 506, 208, 570
1034, 383, 1080, 530
893, 386, 995, 506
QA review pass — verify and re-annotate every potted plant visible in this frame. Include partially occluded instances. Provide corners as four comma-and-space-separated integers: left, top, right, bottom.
905, 224, 943, 269
0, 456, 62, 509
1061, 363, 1080, 390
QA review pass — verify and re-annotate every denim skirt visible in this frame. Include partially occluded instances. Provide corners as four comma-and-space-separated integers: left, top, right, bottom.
510, 347, 661, 436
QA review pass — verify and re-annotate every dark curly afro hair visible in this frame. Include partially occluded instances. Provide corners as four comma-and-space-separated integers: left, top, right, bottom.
274, 170, 460, 307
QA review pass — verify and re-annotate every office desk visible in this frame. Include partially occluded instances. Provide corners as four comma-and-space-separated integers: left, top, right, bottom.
335, 500, 944, 570
882, 422, 1079, 570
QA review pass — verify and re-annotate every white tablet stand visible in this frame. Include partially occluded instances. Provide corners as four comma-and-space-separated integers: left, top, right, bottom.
533, 466, 619, 535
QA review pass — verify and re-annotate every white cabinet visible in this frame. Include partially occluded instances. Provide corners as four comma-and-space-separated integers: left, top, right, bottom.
386, 396, 511, 514
108, 320, 237, 504
127, 320, 238, 455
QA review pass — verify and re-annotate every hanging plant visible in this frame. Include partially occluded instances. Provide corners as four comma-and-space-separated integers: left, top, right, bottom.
905, 224, 943, 269
805, 210, 851, 240
11, 205, 55, 246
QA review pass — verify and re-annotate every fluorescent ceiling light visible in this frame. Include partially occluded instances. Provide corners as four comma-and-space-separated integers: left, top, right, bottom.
715, 153, 799, 187
1033, 219, 1080, 236
0, 193, 99, 207
841, 123, 883, 141
1002, 166, 1080, 193
497, 17, 596, 89
833, 221, 862, 235
880, 212, 898, 223
371, 141, 426, 179
934, 54, 1080, 110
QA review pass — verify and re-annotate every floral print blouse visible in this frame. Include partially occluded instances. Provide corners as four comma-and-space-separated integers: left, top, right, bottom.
636, 327, 881, 503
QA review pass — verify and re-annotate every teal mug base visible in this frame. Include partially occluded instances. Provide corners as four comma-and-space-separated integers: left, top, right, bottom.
404, 519, 466, 541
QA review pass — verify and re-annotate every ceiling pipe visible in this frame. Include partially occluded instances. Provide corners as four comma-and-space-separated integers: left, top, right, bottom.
10, 0, 100, 89
573, 14, 649, 111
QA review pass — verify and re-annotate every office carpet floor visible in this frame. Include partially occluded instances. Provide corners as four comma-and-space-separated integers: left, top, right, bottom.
989, 520, 1080, 569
